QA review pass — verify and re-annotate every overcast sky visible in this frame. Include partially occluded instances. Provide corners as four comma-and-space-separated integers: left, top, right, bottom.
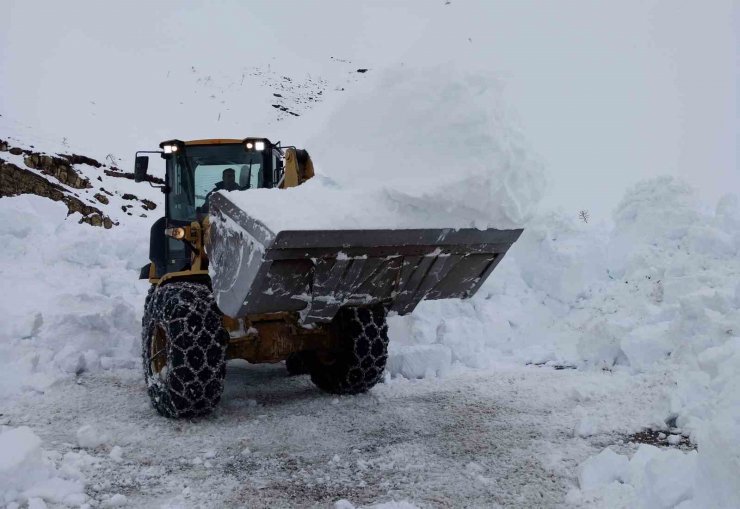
1, 0, 736, 220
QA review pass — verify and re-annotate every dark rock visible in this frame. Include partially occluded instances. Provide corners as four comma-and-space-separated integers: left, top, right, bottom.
86, 214, 103, 227
9, 147, 23, 156
94, 193, 109, 205
59, 153, 102, 168
103, 168, 164, 185
141, 199, 157, 210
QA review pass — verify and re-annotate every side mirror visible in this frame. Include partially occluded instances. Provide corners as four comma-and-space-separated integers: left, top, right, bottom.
134, 156, 149, 183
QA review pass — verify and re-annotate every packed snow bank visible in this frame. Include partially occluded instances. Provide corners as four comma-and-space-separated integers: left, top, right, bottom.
221, 65, 545, 232
567, 443, 724, 508
566, 444, 700, 509
0, 426, 91, 507
0, 195, 149, 398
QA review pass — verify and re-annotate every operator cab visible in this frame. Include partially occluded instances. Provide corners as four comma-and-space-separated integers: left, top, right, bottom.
156, 138, 281, 222
134, 138, 283, 278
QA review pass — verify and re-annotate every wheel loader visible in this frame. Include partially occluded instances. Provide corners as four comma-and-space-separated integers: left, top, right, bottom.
134, 137, 522, 418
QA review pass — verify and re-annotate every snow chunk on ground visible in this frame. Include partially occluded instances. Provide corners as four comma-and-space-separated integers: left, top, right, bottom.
387, 344, 452, 379
102, 493, 128, 507
335, 499, 419, 509
76, 424, 109, 449
221, 65, 544, 232
0, 426, 42, 472
572, 444, 704, 508
577, 447, 629, 490
109, 446, 124, 463
0, 426, 87, 507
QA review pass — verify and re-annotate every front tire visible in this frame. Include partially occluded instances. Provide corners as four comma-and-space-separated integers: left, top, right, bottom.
142, 282, 228, 418
309, 305, 389, 395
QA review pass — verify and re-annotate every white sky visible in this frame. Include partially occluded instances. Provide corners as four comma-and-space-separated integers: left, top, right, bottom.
1, 0, 736, 220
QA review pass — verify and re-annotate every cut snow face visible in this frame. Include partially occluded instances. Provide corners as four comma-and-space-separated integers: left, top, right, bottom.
220, 66, 545, 232
0, 194, 149, 399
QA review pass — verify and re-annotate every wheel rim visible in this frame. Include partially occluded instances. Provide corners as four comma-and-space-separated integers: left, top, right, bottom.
150, 324, 168, 375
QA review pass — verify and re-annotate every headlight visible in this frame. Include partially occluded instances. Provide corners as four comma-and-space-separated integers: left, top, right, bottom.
164, 227, 186, 240
255, 141, 265, 151
245, 142, 254, 149
163, 145, 173, 154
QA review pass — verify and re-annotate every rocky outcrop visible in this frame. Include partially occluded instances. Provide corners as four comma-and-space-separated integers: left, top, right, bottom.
94, 193, 110, 205
59, 153, 103, 168
23, 153, 92, 190
0, 157, 113, 228
0, 138, 159, 227
103, 168, 165, 185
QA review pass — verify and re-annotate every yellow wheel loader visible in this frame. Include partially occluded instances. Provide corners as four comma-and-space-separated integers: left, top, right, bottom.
134, 137, 522, 418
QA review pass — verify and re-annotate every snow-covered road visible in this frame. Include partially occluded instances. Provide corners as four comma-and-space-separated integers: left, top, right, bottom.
3, 362, 665, 508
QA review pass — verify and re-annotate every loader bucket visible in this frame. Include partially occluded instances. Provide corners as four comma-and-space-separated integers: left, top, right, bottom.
208, 193, 523, 325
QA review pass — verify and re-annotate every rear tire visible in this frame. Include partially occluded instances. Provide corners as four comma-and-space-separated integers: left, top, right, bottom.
309, 305, 389, 395
142, 282, 228, 418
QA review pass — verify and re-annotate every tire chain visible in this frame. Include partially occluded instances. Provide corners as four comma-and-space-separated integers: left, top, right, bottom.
142, 282, 228, 418
310, 305, 389, 395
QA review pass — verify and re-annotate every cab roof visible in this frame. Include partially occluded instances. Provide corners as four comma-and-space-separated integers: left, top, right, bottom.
158, 138, 274, 151
183, 139, 243, 146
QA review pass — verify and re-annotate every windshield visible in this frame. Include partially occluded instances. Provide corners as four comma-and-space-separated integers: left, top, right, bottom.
167, 144, 264, 221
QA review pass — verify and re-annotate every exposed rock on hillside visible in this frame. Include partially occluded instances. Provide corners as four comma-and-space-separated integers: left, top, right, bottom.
0, 158, 113, 228
0, 138, 160, 227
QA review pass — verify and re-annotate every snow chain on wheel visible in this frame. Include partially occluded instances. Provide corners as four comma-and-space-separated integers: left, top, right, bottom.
309, 305, 389, 395
142, 282, 228, 418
